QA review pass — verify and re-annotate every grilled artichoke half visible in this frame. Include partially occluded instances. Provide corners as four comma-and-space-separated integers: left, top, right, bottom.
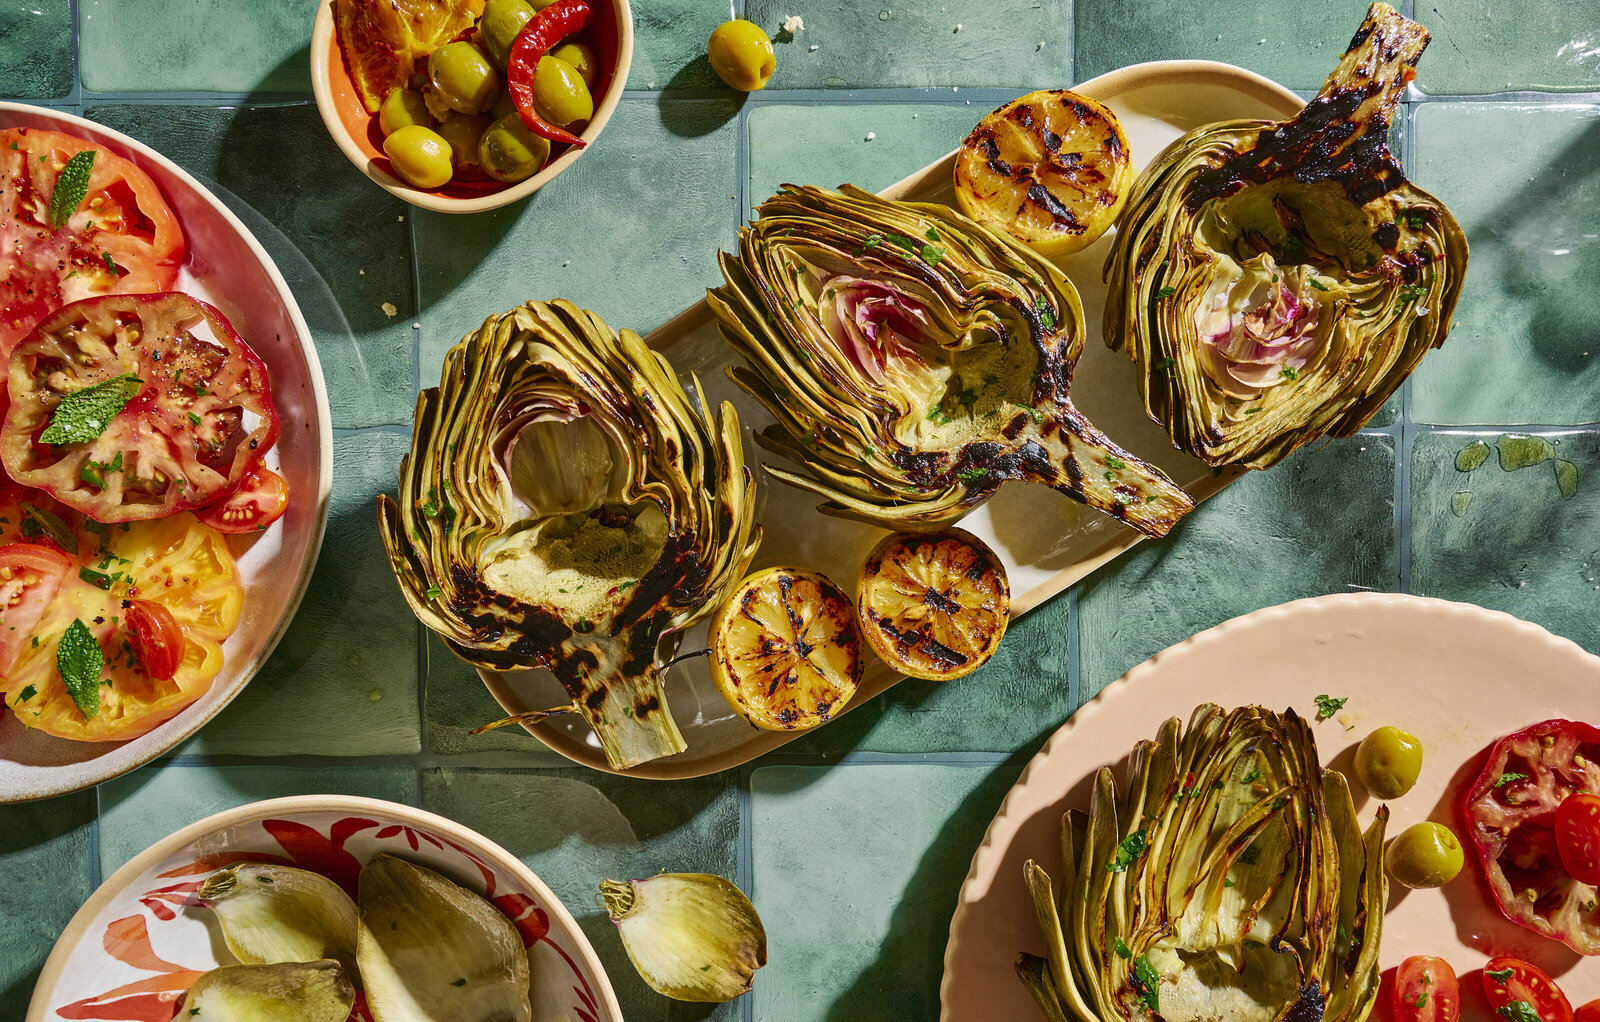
1018, 704, 1388, 1022
378, 300, 761, 770
711, 184, 1195, 537
1104, 2, 1467, 469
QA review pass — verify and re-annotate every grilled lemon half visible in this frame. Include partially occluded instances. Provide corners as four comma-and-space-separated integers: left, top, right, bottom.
855, 529, 1009, 681
708, 567, 863, 731
952, 88, 1134, 257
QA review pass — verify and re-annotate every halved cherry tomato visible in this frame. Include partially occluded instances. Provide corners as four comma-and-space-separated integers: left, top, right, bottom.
0, 542, 72, 679
1575, 999, 1600, 1022
2, 292, 280, 523
122, 598, 182, 681
1482, 957, 1574, 1022
1555, 792, 1600, 887
1459, 720, 1600, 955
1393, 956, 1460, 1022
196, 464, 288, 534
0, 127, 184, 355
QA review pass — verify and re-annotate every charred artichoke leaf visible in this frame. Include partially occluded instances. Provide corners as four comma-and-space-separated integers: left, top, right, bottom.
1019, 704, 1388, 1022
710, 183, 1195, 537
1104, 2, 1467, 469
378, 299, 761, 770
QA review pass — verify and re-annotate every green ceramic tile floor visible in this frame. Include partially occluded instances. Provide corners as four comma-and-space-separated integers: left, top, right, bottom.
2, 0, 1597, 1018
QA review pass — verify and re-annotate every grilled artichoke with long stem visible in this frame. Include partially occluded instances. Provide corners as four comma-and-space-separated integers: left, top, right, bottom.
710, 184, 1195, 537
378, 300, 761, 770
1017, 704, 1388, 1022
1104, 2, 1467, 469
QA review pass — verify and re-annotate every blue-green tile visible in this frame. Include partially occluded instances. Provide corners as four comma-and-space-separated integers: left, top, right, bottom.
424, 634, 567, 759
1075, 0, 1372, 92
422, 766, 739, 1021
1411, 429, 1600, 653
745, 0, 1070, 89
84, 104, 417, 430
628, 0, 728, 91
0, 792, 95, 1018
1409, 103, 1600, 426
0, 2, 73, 99
1078, 435, 1396, 699
414, 97, 739, 381
185, 430, 421, 757
1415, 1, 1600, 94
97, 763, 418, 876
747, 102, 980, 214
79, 0, 311, 93
750, 762, 1020, 1021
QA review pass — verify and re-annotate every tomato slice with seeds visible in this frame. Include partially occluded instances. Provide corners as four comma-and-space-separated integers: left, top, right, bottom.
0, 541, 72, 680
1556, 792, 1600, 888
1393, 956, 1460, 1022
1459, 719, 1600, 955
1481, 957, 1573, 1022
122, 598, 183, 681
195, 464, 288, 534
1, 292, 279, 523
0, 127, 184, 356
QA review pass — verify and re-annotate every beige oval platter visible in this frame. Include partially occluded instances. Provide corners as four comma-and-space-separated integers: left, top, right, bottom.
474, 60, 1305, 778
939, 593, 1600, 1020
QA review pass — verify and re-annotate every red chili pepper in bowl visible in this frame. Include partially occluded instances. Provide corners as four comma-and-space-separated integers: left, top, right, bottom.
506, 0, 592, 148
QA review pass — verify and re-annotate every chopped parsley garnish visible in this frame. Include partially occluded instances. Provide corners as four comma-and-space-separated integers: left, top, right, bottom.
1113, 936, 1132, 959
922, 244, 945, 266
1131, 954, 1160, 1014
1497, 1002, 1543, 1022
79, 567, 112, 590
80, 450, 124, 489
1034, 295, 1056, 329
1106, 829, 1148, 873
925, 227, 940, 242
955, 467, 989, 484
1155, 356, 1176, 371
861, 234, 883, 251
1223, 876, 1235, 888
1404, 209, 1428, 229
1398, 284, 1427, 303
1242, 768, 1261, 783
187, 411, 202, 426
1156, 286, 1177, 298
1279, 366, 1300, 381
56, 618, 103, 720
1308, 278, 1329, 292
40, 373, 143, 445
1238, 844, 1261, 865
49, 150, 97, 230
102, 251, 119, 274
16, 683, 36, 702
1313, 694, 1347, 720
1493, 772, 1528, 788
1106, 456, 1125, 470
1485, 967, 1515, 982
425, 584, 443, 600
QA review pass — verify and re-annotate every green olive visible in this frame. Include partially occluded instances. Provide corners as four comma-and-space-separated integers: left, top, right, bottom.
1354, 726, 1424, 800
479, 0, 535, 67
383, 125, 454, 189
707, 20, 775, 92
478, 114, 551, 183
1387, 822, 1465, 889
437, 113, 492, 175
378, 88, 431, 137
532, 55, 594, 128
550, 40, 599, 90
429, 40, 499, 115
488, 88, 518, 123
528, 0, 559, 8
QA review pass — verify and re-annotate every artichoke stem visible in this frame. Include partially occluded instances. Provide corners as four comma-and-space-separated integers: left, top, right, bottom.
569, 660, 687, 770
1031, 415, 1196, 538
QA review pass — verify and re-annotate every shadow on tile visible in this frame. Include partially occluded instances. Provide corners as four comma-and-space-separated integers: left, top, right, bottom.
658, 58, 745, 138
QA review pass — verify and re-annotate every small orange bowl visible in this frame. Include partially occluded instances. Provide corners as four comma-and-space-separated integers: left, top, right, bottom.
310, 0, 633, 214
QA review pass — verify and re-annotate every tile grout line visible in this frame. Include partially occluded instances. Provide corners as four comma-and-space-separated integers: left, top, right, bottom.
1393, 97, 1418, 596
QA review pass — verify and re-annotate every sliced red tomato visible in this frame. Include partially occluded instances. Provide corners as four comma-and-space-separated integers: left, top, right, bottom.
1459, 719, 1600, 955
0, 542, 72, 680
1575, 1000, 1600, 1022
1482, 957, 1573, 1022
1393, 956, 1460, 1022
122, 598, 182, 680
195, 464, 288, 533
2, 292, 280, 523
1556, 793, 1600, 887
0, 127, 184, 355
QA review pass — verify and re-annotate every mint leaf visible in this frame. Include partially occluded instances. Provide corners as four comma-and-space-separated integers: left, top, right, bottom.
40, 374, 142, 445
49, 150, 97, 230
20, 502, 78, 554
1313, 694, 1347, 720
57, 619, 103, 720
1132, 954, 1160, 1014
1497, 1002, 1543, 1022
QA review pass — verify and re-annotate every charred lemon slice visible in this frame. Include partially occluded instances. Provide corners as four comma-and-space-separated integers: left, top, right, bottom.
855, 528, 1009, 681
708, 567, 862, 731
952, 89, 1134, 257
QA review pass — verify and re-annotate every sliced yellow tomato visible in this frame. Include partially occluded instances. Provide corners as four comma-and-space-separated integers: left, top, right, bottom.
6, 513, 243, 742
855, 528, 1009, 681
953, 89, 1134, 257
708, 567, 862, 732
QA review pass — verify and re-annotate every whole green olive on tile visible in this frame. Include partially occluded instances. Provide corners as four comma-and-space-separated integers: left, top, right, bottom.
429, 40, 499, 115
479, 0, 536, 67
383, 125, 454, 189
1354, 725, 1424, 800
1387, 821, 1464, 889
550, 40, 599, 91
378, 88, 431, 137
437, 113, 493, 175
532, 55, 593, 128
478, 114, 550, 182
708, 20, 775, 92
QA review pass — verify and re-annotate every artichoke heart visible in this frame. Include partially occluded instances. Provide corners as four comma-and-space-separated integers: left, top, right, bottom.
1104, 2, 1467, 469
710, 184, 1195, 537
378, 299, 761, 770
180, 961, 355, 1022
198, 863, 359, 980
600, 872, 767, 1003
1017, 704, 1388, 1022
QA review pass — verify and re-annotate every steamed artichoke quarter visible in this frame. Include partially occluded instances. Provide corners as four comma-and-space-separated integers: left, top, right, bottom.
710, 184, 1195, 538
1105, 2, 1467, 469
1018, 705, 1388, 1022
378, 300, 761, 770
